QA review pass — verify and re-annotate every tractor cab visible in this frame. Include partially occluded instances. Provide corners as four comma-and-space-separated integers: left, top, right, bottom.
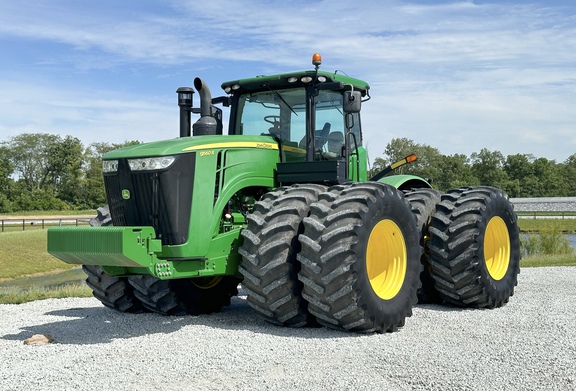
221, 53, 369, 184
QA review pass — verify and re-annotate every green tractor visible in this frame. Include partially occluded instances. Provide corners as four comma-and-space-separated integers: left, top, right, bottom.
47, 54, 521, 333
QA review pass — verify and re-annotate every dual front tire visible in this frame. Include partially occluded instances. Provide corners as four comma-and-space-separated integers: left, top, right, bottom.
84, 206, 240, 316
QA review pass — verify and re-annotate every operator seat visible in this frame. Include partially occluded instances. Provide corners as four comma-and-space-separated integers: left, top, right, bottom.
327, 131, 344, 157
299, 122, 331, 149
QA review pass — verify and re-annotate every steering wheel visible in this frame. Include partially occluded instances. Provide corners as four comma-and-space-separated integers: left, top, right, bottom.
264, 115, 281, 125
264, 115, 281, 135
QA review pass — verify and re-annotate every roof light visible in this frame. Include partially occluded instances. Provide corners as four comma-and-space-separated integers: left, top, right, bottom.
224, 86, 232, 93
287, 76, 298, 83
312, 53, 322, 67
317, 76, 327, 82
231, 84, 241, 90
301, 76, 313, 83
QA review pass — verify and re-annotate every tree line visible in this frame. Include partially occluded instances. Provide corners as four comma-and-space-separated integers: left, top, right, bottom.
369, 138, 576, 197
0, 133, 138, 212
1, 133, 574, 213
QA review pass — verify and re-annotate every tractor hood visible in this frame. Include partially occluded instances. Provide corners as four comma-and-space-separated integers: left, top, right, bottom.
103, 135, 280, 160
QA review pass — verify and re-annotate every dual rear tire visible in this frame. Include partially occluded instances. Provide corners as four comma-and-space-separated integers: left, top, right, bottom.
240, 182, 423, 333
298, 182, 422, 333
427, 186, 520, 308
240, 184, 521, 333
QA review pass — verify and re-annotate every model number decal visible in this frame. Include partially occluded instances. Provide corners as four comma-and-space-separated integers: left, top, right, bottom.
200, 150, 215, 157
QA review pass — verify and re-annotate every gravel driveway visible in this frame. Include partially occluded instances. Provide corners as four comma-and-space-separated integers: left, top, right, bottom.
1, 267, 574, 391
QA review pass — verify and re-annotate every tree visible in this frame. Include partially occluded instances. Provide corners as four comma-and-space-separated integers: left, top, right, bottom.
47, 135, 84, 204
2, 133, 61, 192
0, 145, 14, 212
379, 138, 443, 182
503, 154, 536, 197
436, 154, 478, 191
531, 157, 566, 197
563, 154, 576, 196
1, 133, 86, 210
470, 148, 508, 188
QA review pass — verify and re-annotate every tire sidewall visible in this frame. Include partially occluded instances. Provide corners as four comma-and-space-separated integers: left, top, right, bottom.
478, 193, 521, 298
350, 187, 421, 321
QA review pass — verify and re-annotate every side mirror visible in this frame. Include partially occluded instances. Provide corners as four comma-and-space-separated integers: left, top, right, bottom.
343, 90, 362, 113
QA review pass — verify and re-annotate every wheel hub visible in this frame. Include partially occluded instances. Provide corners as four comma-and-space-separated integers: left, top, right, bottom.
484, 216, 511, 281
366, 219, 407, 300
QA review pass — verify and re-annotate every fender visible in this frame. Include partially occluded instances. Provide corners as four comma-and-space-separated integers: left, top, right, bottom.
377, 174, 432, 191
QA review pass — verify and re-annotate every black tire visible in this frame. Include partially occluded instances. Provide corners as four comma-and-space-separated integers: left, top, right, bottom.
129, 275, 241, 316
128, 275, 187, 315
82, 265, 145, 313
298, 182, 422, 333
405, 188, 443, 304
238, 184, 327, 327
83, 206, 145, 313
427, 186, 521, 308
178, 276, 241, 315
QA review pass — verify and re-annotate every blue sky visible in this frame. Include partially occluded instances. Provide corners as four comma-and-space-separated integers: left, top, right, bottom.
1, 0, 575, 164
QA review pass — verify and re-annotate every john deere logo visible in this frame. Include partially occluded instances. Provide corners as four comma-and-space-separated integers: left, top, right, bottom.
121, 189, 131, 200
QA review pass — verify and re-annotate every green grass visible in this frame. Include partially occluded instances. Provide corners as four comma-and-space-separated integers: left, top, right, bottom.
0, 230, 80, 280
517, 218, 576, 233
0, 230, 91, 304
0, 283, 92, 304
520, 253, 576, 268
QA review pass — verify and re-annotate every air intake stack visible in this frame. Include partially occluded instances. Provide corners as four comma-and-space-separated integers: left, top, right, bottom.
176, 87, 194, 138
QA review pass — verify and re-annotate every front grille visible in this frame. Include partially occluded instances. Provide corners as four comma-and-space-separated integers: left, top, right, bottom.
103, 153, 195, 245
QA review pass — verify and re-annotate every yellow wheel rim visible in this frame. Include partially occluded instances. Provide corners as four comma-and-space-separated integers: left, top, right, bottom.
366, 219, 407, 300
484, 216, 510, 281
191, 276, 222, 289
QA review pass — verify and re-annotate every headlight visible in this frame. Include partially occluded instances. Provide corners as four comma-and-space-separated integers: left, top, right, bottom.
128, 156, 176, 171
102, 160, 119, 173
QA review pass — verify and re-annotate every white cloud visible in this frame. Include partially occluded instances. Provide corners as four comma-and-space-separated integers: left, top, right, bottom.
0, 0, 574, 161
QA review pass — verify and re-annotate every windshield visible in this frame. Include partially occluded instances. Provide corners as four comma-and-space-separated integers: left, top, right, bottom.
234, 87, 362, 161
235, 88, 306, 148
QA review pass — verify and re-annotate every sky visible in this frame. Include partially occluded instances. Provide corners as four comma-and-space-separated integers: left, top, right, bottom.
0, 0, 575, 164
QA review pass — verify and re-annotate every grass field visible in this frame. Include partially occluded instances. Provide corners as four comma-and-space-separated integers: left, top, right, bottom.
0, 230, 80, 280
517, 218, 576, 233
0, 217, 574, 304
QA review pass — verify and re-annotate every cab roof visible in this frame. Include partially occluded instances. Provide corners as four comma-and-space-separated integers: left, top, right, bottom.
221, 70, 370, 96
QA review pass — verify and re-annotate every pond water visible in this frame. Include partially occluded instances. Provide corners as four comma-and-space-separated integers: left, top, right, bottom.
0, 268, 85, 291
568, 234, 576, 250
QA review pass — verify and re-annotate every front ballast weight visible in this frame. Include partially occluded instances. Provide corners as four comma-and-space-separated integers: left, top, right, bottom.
47, 226, 239, 280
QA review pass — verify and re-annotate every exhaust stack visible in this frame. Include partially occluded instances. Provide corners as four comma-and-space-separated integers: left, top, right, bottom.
193, 77, 218, 136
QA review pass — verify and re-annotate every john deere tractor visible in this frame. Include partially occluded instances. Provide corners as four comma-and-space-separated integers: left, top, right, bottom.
48, 54, 520, 333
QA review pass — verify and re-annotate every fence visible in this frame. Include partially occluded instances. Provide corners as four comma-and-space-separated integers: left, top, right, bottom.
516, 212, 576, 220
0, 218, 91, 232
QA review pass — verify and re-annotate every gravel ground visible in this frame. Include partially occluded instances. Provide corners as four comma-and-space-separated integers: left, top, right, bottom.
1, 267, 575, 391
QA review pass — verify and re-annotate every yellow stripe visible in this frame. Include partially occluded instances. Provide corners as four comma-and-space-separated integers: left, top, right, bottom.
283, 145, 306, 154
183, 142, 279, 151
